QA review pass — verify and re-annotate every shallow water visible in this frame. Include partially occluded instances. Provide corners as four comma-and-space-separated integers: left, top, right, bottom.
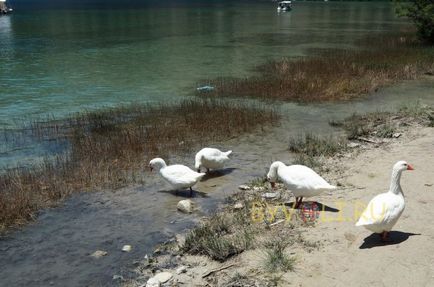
1, 2, 434, 287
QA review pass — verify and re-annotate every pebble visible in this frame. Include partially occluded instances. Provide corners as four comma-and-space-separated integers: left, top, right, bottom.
122, 245, 132, 252
262, 192, 279, 199
238, 184, 251, 190
234, 202, 244, 210
146, 277, 160, 287
177, 199, 193, 213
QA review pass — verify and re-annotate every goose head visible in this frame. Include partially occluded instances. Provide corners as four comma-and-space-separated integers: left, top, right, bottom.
393, 160, 414, 173
149, 158, 167, 172
267, 161, 285, 188
194, 154, 202, 172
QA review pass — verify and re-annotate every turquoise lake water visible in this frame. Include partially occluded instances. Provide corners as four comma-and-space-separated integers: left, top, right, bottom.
2, 2, 434, 286
0, 1, 407, 128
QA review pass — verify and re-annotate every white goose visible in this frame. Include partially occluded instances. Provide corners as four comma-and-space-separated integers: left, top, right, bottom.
267, 161, 336, 208
195, 148, 232, 173
356, 160, 414, 242
149, 158, 206, 196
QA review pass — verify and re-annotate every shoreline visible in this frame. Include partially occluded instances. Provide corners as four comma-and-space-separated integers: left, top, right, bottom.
125, 107, 434, 286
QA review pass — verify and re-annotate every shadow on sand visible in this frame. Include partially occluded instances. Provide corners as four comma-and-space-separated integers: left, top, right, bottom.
359, 231, 420, 249
284, 201, 340, 213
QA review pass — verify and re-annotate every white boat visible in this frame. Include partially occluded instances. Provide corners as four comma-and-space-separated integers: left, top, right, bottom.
0, 0, 13, 15
277, 1, 292, 12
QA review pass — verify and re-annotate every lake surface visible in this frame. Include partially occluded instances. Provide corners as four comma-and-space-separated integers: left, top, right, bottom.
1, 2, 434, 287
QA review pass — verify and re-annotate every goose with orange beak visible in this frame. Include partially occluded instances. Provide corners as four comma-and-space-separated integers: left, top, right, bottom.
356, 160, 414, 242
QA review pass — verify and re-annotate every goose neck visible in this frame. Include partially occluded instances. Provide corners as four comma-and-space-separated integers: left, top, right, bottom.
389, 169, 403, 195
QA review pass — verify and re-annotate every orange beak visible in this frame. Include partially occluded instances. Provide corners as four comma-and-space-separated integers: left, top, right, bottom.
270, 182, 276, 188
407, 164, 414, 171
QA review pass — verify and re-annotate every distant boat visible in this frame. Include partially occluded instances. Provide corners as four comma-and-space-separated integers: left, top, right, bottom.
277, 1, 292, 12
0, 0, 13, 15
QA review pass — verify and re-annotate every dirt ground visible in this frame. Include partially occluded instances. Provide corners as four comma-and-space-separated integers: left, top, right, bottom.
129, 126, 434, 287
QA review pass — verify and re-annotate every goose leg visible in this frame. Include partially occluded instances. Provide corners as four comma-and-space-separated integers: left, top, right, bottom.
207, 168, 210, 173
294, 197, 301, 209
189, 187, 193, 197
380, 231, 390, 243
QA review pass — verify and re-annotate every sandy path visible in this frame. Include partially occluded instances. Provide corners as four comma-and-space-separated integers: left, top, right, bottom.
288, 127, 434, 287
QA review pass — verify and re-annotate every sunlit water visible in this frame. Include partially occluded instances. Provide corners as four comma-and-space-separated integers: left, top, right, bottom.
1, 2, 434, 287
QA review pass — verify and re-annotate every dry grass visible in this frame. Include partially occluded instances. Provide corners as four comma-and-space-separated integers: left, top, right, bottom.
196, 34, 434, 102
0, 99, 279, 232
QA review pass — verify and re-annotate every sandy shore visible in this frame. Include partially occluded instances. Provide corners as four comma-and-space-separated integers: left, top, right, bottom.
127, 122, 434, 286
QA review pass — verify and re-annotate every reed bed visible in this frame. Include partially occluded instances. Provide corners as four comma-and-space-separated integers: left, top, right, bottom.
0, 99, 279, 231
196, 34, 434, 102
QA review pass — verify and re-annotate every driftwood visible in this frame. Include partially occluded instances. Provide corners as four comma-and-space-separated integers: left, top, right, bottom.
202, 263, 236, 278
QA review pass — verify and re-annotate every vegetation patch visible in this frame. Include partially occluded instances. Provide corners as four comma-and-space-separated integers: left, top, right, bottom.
0, 99, 279, 232
263, 237, 296, 273
196, 33, 434, 102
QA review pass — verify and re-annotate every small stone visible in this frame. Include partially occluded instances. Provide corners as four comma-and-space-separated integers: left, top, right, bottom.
112, 275, 124, 280
122, 245, 132, 252
234, 202, 244, 210
146, 277, 160, 287
177, 199, 193, 213
238, 185, 250, 190
153, 272, 173, 283
176, 266, 187, 274
90, 250, 107, 258
262, 192, 278, 199
348, 142, 360, 148
392, 132, 402, 138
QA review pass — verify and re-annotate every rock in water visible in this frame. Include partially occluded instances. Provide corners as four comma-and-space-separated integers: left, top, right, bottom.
177, 199, 193, 213
153, 272, 173, 283
238, 184, 251, 190
122, 245, 132, 252
90, 250, 107, 258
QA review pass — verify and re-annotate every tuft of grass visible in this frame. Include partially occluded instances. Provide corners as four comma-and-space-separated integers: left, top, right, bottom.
289, 133, 346, 157
263, 238, 296, 273
0, 99, 279, 232
196, 33, 434, 102
182, 213, 254, 262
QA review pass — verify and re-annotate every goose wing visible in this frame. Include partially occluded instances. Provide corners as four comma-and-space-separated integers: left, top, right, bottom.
280, 165, 335, 190
356, 193, 402, 226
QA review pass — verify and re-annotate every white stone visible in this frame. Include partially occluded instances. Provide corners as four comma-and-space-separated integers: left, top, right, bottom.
348, 142, 360, 148
146, 277, 160, 287
153, 272, 173, 283
238, 185, 251, 190
122, 245, 132, 252
177, 199, 193, 213
90, 250, 107, 258
262, 192, 278, 199
234, 202, 244, 210
393, 132, 402, 138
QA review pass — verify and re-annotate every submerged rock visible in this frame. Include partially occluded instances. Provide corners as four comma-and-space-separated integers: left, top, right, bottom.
177, 199, 193, 213
90, 250, 107, 258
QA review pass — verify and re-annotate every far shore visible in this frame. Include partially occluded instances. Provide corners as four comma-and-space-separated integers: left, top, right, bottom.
125, 106, 434, 287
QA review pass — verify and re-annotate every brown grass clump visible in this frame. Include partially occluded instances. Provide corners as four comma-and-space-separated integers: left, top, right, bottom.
196, 34, 434, 102
0, 99, 279, 232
